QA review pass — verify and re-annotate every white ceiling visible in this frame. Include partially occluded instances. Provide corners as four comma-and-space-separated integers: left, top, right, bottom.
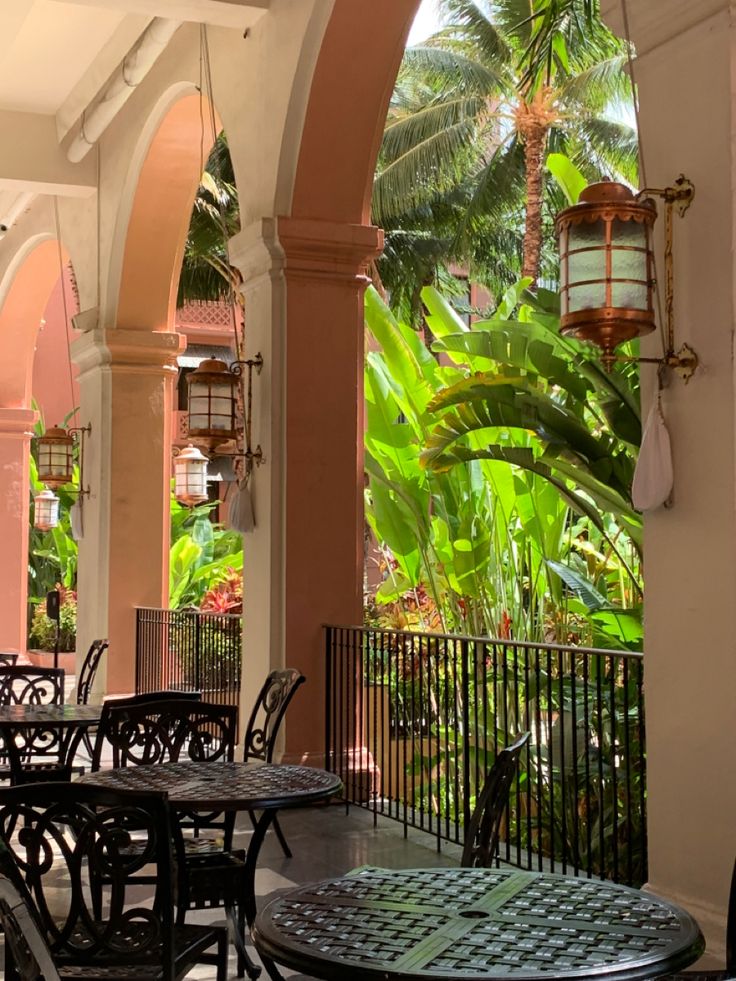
0, 2, 129, 115
0, 0, 270, 226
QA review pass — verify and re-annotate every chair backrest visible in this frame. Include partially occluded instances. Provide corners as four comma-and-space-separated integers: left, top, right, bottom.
0, 666, 65, 706
90, 689, 202, 769
0, 839, 62, 981
0, 653, 19, 667
98, 698, 237, 770
0, 782, 177, 979
243, 669, 305, 763
461, 731, 531, 868
75, 638, 108, 705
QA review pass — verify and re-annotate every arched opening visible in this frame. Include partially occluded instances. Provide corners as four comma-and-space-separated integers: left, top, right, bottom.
0, 237, 79, 657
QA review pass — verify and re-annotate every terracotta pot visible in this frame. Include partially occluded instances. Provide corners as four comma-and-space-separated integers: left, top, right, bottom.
26, 649, 77, 674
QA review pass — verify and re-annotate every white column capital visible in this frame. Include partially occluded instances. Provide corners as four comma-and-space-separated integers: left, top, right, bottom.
0, 406, 37, 439
71, 327, 185, 380
229, 218, 286, 287
601, 0, 726, 57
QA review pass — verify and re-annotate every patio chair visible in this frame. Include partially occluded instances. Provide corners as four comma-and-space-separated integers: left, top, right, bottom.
176, 671, 304, 978
242, 668, 306, 858
75, 638, 108, 706
0, 653, 19, 667
89, 688, 203, 770
0, 781, 228, 981
0, 838, 62, 981
0, 666, 64, 706
0, 667, 69, 784
461, 731, 531, 868
659, 858, 735, 981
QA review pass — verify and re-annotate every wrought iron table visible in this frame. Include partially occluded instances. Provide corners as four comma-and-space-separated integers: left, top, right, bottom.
80, 760, 343, 978
0, 704, 102, 775
252, 866, 705, 981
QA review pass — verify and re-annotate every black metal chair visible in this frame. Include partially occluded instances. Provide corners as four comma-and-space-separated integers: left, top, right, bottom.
461, 731, 531, 868
243, 669, 306, 858
0, 782, 228, 981
0, 838, 62, 981
0, 653, 19, 667
69, 639, 108, 760
0, 666, 64, 706
89, 688, 203, 770
175, 672, 305, 979
75, 638, 108, 706
89, 696, 248, 975
0, 667, 69, 784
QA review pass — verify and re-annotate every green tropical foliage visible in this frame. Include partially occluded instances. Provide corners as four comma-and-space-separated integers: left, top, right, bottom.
364, 282, 642, 649
169, 495, 243, 609
374, 0, 636, 312
177, 133, 239, 305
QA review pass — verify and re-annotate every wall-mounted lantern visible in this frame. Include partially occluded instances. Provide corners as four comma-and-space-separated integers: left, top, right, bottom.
36, 424, 91, 492
556, 176, 698, 380
186, 354, 264, 473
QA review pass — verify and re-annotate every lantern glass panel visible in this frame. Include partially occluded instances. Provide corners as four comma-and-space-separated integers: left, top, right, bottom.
611, 219, 647, 249
568, 220, 604, 252
188, 377, 234, 433
611, 282, 649, 310
568, 248, 607, 290
567, 282, 607, 313
34, 492, 60, 531
39, 443, 72, 479
175, 461, 208, 504
610, 247, 647, 282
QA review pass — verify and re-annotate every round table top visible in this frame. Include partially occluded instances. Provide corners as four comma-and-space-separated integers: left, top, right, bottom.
0, 704, 102, 728
252, 866, 704, 981
79, 760, 343, 811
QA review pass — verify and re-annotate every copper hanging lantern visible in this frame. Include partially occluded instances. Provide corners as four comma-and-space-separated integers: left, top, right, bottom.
556, 181, 657, 372
186, 358, 237, 450
37, 426, 75, 488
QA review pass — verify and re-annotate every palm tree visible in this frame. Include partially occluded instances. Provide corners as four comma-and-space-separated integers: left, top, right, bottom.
177, 133, 240, 307
374, 0, 637, 302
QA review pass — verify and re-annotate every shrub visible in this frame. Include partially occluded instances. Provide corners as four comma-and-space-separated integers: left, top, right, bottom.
29, 587, 76, 652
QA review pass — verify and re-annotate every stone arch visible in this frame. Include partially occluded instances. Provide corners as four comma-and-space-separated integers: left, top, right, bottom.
110, 85, 221, 332
0, 234, 78, 656
289, 0, 421, 224
0, 236, 74, 408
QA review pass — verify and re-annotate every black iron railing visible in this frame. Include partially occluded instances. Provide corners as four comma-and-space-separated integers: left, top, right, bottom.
325, 625, 646, 887
136, 608, 242, 707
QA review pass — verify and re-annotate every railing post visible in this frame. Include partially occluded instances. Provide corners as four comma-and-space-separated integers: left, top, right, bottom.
194, 611, 201, 693
324, 626, 333, 772
135, 609, 141, 694
460, 638, 472, 835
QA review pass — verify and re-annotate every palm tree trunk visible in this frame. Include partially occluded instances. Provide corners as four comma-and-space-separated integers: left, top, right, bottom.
515, 88, 556, 286
522, 127, 546, 285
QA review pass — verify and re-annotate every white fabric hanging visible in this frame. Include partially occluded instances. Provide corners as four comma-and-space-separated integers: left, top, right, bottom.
70, 499, 84, 541
632, 396, 674, 512
228, 480, 255, 533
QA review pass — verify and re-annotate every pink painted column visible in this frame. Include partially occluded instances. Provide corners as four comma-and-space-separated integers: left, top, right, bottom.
72, 327, 184, 696
231, 217, 382, 762
280, 218, 382, 761
0, 407, 36, 654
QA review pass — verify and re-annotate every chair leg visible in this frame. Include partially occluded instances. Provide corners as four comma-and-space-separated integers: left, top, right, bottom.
261, 955, 286, 981
216, 930, 229, 981
228, 903, 261, 980
271, 815, 292, 859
